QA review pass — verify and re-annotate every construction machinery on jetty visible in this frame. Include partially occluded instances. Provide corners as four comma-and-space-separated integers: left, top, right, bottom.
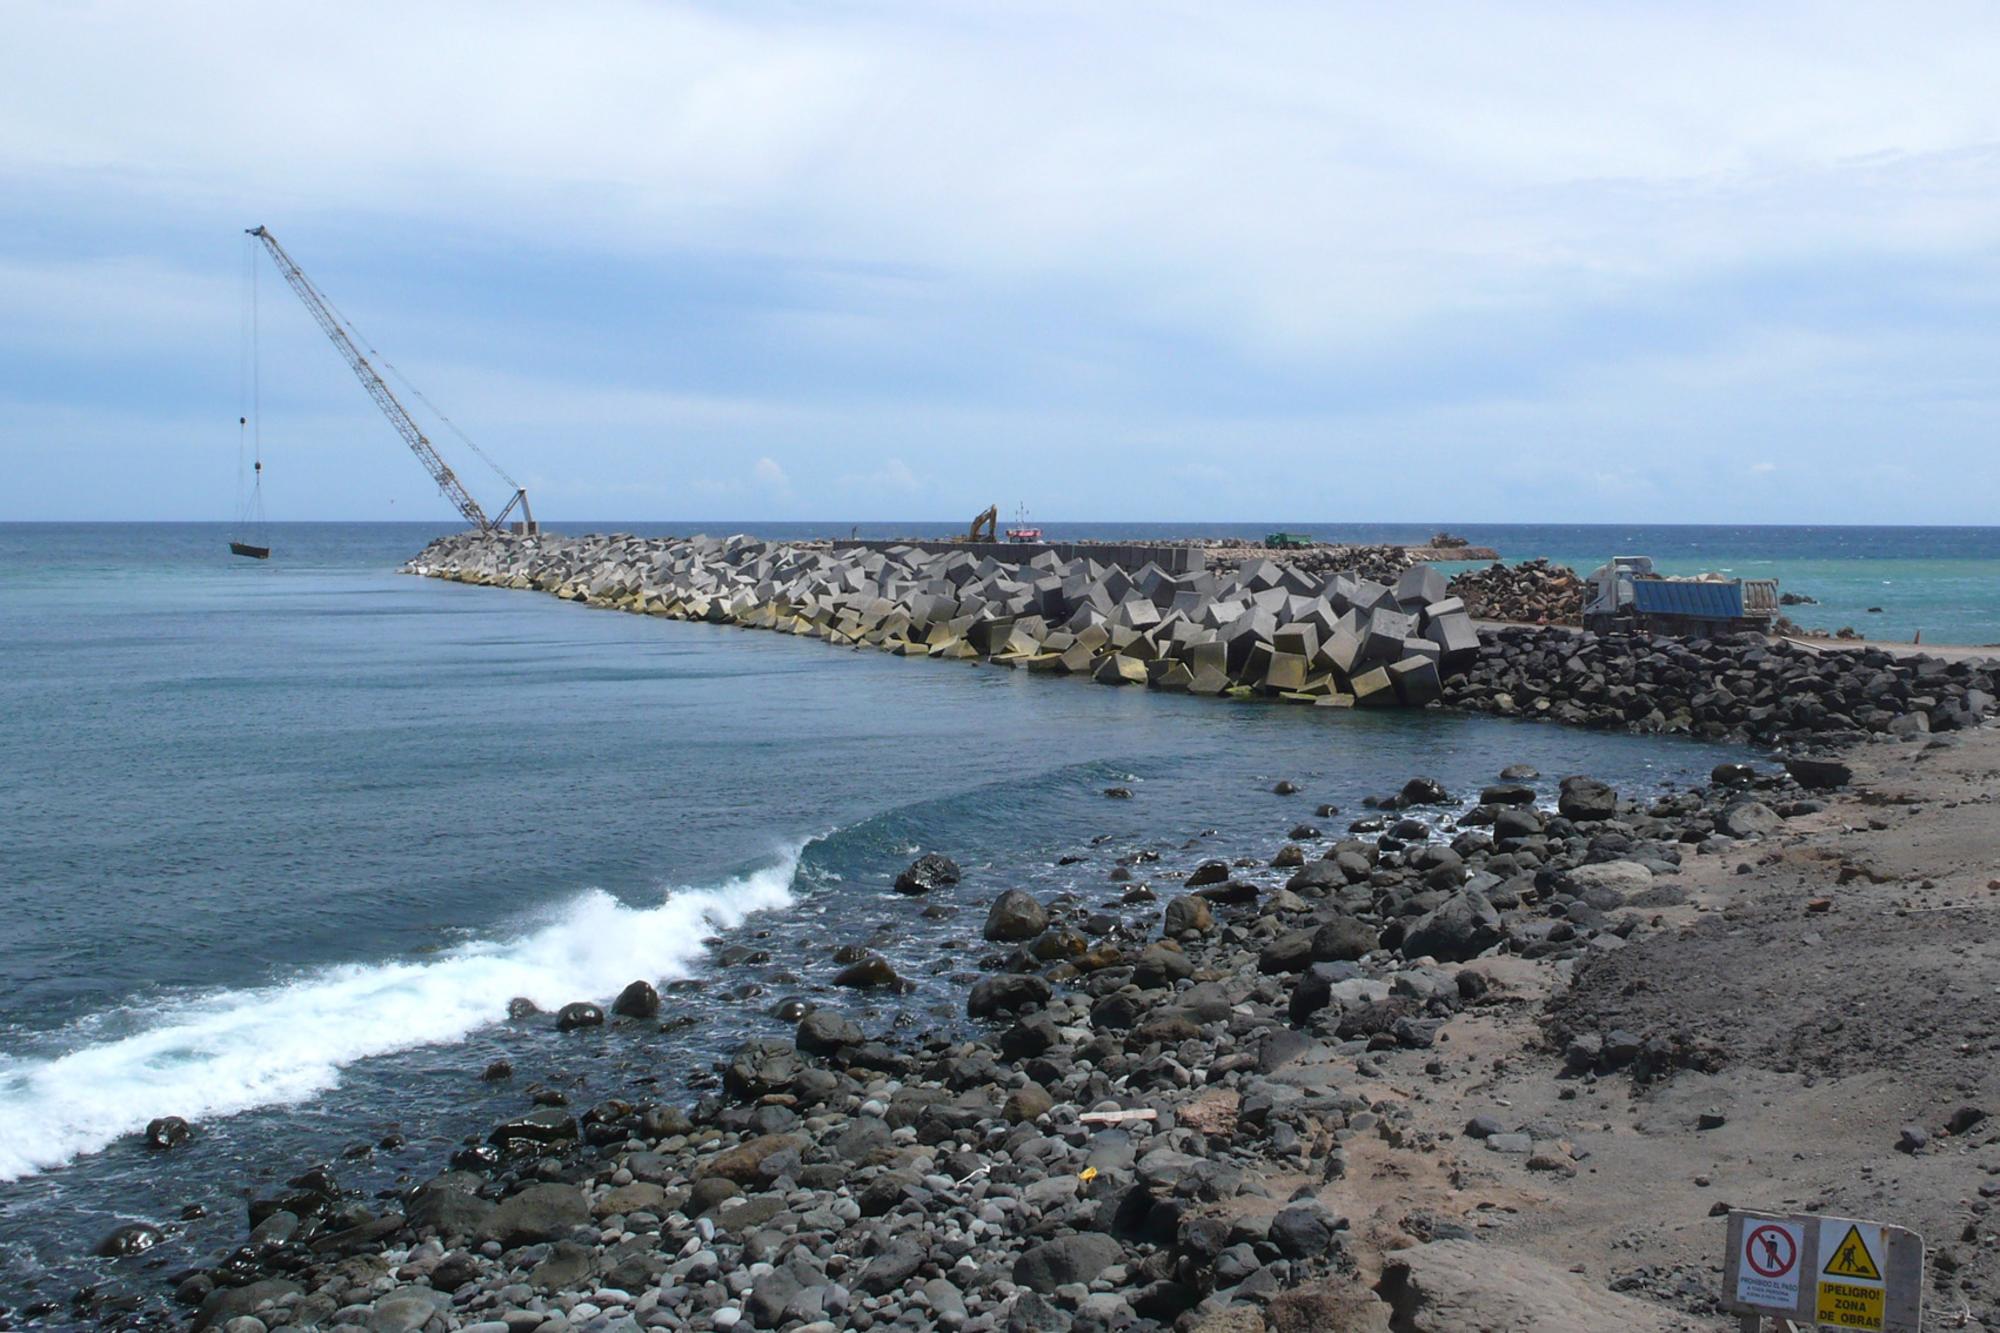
237, 226, 535, 557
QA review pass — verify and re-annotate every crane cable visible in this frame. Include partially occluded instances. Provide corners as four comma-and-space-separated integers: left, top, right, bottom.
311, 284, 520, 493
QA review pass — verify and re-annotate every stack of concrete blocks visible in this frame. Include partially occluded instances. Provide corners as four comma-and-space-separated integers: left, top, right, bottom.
405, 532, 1485, 710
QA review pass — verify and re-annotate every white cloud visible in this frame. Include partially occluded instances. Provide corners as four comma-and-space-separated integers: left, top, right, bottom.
752, 455, 789, 491
1750, 461, 1779, 474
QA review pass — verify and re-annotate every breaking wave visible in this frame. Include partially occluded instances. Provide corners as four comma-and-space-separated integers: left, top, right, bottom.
0, 849, 802, 1181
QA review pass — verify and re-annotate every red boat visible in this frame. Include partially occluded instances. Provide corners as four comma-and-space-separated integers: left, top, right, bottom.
1005, 505, 1041, 543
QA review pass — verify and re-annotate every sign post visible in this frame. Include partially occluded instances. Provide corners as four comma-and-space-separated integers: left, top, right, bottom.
1722, 1210, 1924, 1332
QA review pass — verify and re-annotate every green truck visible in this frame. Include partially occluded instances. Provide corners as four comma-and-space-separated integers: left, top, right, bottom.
1264, 532, 1313, 550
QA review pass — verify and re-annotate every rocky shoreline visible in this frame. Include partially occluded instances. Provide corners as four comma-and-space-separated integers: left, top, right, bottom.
107, 750, 1848, 1333
23, 532, 2000, 1333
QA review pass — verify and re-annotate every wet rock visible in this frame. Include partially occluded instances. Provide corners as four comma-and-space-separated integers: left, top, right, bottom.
480, 1060, 513, 1081
94, 1222, 164, 1257
1557, 776, 1618, 822
1186, 860, 1231, 888
505, 997, 540, 1019
795, 1008, 864, 1056
612, 980, 661, 1018
144, 1115, 193, 1151
895, 853, 962, 895
1400, 777, 1450, 806
833, 954, 903, 989
1273, 780, 1301, 795
486, 1106, 578, 1149
555, 1001, 604, 1031
984, 889, 1049, 942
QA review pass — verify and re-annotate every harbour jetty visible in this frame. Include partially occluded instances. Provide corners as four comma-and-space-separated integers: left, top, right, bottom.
405, 531, 1995, 749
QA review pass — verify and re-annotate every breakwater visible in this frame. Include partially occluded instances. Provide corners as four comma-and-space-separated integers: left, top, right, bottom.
405, 532, 1996, 750
405, 532, 1481, 708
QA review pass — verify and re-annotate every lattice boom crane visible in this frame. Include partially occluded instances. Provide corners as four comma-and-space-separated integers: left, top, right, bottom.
246, 226, 533, 533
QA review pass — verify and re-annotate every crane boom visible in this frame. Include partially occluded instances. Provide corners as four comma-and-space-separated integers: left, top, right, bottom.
246, 226, 493, 531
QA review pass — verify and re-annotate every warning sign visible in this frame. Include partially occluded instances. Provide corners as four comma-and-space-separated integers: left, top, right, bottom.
1734, 1220, 1804, 1309
1824, 1222, 1885, 1280
1818, 1218, 1887, 1331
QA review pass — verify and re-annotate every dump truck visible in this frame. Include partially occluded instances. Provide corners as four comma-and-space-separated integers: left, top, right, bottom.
1583, 556, 1779, 637
1264, 532, 1313, 550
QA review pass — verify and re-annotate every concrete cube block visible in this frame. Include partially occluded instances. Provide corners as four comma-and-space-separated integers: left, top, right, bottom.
1389, 654, 1443, 706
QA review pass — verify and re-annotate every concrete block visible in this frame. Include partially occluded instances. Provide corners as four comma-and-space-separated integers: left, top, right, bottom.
1149, 660, 1195, 691
1425, 610, 1479, 669
1093, 654, 1147, 686
1389, 654, 1443, 706
1350, 665, 1396, 706
1264, 651, 1310, 693
1271, 624, 1319, 660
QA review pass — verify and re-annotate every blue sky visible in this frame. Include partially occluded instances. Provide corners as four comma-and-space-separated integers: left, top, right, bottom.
4, 1, 1999, 523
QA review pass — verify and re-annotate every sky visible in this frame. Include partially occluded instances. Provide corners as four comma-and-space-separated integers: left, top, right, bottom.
3, 1, 1999, 524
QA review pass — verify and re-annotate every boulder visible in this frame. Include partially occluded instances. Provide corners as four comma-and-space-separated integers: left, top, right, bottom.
1784, 757, 1853, 790
795, 1009, 864, 1056
94, 1222, 164, 1257
478, 1183, 588, 1247
984, 890, 1049, 942
1556, 776, 1618, 822
1311, 915, 1377, 961
612, 980, 660, 1018
833, 955, 903, 989
895, 853, 962, 894
1379, 1239, 1708, 1331
1163, 895, 1215, 936
144, 1115, 193, 1151
1719, 800, 1779, 838
968, 974, 1051, 1019
1013, 1233, 1125, 1293
555, 1001, 604, 1032
1401, 889, 1501, 963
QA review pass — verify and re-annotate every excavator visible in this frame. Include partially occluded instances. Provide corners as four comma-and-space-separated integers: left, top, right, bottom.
967, 505, 998, 542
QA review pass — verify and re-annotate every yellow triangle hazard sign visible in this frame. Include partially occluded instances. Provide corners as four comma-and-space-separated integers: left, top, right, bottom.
1822, 1224, 1883, 1281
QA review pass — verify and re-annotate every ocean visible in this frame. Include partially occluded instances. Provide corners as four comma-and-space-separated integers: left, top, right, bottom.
0, 520, 1990, 1314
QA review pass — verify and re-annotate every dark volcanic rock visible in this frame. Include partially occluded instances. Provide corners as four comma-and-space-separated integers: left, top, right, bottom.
984, 889, 1049, 942
1402, 889, 1502, 962
895, 853, 962, 895
555, 1001, 604, 1031
1557, 777, 1618, 822
968, 973, 1051, 1019
612, 980, 660, 1018
795, 1009, 864, 1056
94, 1222, 164, 1257
144, 1115, 192, 1151
1013, 1232, 1124, 1292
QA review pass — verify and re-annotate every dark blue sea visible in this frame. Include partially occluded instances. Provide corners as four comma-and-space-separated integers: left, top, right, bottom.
0, 519, 1988, 1314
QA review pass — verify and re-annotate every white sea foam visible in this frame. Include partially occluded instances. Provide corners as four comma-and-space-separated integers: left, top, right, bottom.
0, 851, 801, 1182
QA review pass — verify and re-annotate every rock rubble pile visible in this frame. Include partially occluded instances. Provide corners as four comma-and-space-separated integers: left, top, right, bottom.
154, 761, 1824, 1333
1446, 626, 1998, 748
407, 534, 1482, 708
1444, 559, 1584, 626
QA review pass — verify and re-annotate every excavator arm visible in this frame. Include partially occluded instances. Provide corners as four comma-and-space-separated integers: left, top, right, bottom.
968, 505, 997, 542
